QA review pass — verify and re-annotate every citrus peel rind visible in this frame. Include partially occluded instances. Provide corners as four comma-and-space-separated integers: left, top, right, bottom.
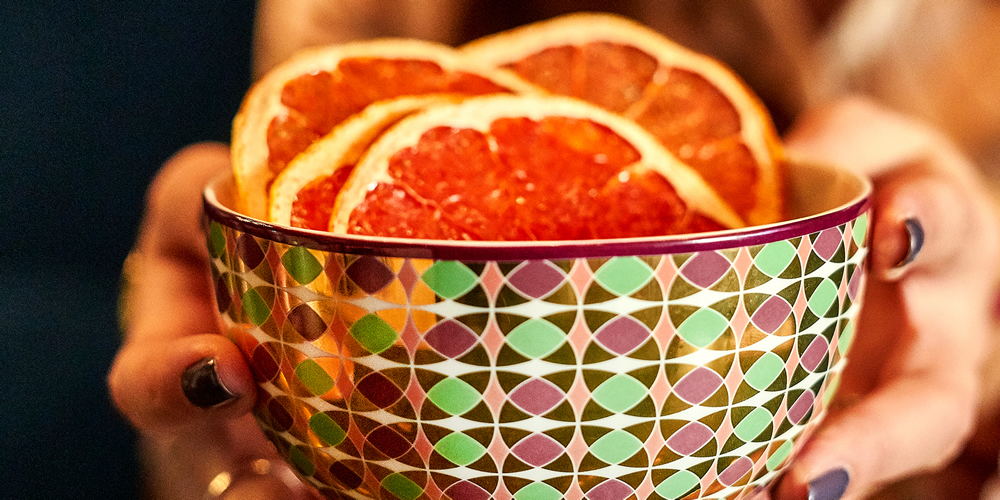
330, 94, 745, 238
232, 38, 541, 219
461, 12, 785, 226
268, 95, 464, 227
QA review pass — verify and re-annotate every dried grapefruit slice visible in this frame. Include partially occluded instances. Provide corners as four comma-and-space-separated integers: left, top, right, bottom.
232, 39, 539, 218
268, 95, 461, 229
330, 95, 744, 240
462, 13, 785, 226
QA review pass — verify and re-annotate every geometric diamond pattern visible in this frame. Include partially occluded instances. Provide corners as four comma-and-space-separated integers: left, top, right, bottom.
207, 208, 870, 500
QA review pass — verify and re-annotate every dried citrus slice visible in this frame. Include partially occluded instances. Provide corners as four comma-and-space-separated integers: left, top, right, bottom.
269, 95, 462, 229
232, 39, 539, 218
462, 13, 785, 226
330, 95, 744, 240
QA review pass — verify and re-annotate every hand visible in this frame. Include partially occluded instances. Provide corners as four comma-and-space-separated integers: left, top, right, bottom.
108, 143, 324, 499
772, 97, 1000, 499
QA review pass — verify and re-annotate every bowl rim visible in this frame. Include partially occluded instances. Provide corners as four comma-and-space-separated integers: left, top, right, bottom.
203, 163, 871, 261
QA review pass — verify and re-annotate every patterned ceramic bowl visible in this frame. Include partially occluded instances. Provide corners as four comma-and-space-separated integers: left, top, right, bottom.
203, 161, 871, 500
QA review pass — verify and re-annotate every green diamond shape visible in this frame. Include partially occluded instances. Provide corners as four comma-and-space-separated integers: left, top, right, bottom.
655, 470, 700, 499
808, 278, 838, 316
309, 412, 346, 446
350, 314, 398, 354
281, 246, 323, 284
422, 261, 479, 299
592, 373, 646, 413
852, 214, 869, 247
590, 429, 643, 464
745, 352, 785, 390
208, 222, 226, 259
755, 240, 798, 277
427, 377, 481, 415
507, 319, 564, 358
838, 320, 856, 356
288, 445, 315, 476
733, 407, 773, 441
242, 288, 271, 326
676, 308, 729, 348
766, 440, 794, 470
514, 482, 562, 500
382, 473, 422, 500
295, 359, 334, 396
593, 257, 654, 295
434, 432, 487, 466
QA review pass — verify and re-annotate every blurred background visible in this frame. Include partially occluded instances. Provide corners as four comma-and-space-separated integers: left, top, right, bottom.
1, 1, 254, 497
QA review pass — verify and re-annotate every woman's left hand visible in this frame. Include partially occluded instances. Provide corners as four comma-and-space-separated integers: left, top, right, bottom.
769, 97, 1000, 499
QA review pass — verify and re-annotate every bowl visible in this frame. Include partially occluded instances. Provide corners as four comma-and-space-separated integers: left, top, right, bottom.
202, 161, 871, 500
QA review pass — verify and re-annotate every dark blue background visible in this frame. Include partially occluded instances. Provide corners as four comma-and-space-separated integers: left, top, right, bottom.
1, 1, 255, 497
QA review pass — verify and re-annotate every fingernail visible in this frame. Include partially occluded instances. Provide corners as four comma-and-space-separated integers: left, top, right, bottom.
808, 468, 849, 500
181, 357, 236, 408
894, 217, 924, 268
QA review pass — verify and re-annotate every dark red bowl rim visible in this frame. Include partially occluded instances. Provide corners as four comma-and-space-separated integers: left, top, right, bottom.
203, 169, 871, 261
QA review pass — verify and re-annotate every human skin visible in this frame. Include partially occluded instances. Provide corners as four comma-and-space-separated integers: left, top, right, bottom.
108, 1, 1000, 497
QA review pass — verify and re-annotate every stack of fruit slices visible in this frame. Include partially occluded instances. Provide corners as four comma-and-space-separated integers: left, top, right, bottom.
232, 13, 786, 241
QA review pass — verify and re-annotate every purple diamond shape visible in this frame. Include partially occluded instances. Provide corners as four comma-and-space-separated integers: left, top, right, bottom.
787, 391, 815, 424
510, 433, 564, 467
236, 234, 265, 269
445, 481, 491, 500
424, 320, 478, 358
356, 371, 404, 408
751, 296, 792, 334
587, 479, 633, 500
673, 367, 724, 405
509, 378, 565, 415
718, 456, 754, 486
346, 256, 395, 295
286, 304, 327, 341
800, 336, 829, 372
679, 251, 731, 289
848, 265, 864, 301
666, 421, 714, 455
813, 228, 842, 261
594, 316, 651, 355
507, 260, 566, 299
214, 275, 232, 312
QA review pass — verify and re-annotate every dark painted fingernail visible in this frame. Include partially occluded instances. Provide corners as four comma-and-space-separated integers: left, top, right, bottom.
181, 357, 236, 408
808, 468, 849, 500
895, 217, 924, 268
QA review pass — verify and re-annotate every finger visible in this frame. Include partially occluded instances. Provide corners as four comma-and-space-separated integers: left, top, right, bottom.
110, 334, 255, 431
784, 96, 970, 180
773, 364, 979, 500
109, 143, 256, 431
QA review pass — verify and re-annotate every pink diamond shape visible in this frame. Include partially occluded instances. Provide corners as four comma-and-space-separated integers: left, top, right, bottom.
673, 367, 724, 405
666, 421, 714, 455
718, 456, 754, 486
751, 296, 792, 334
445, 481, 491, 500
509, 378, 565, 415
508, 260, 566, 299
587, 479, 633, 500
424, 319, 478, 358
788, 391, 816, 424
680, 251, 731, 289
813, 228, 842, 261
594, 316, 651, 355
800, 336, 829, 372
510, 433, 564, 467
